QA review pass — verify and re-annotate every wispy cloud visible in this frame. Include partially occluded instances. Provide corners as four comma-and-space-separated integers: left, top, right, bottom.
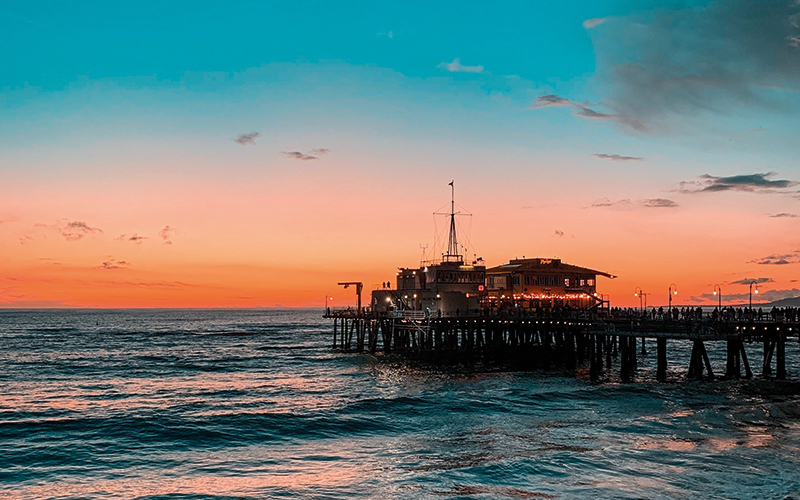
158, 226, 176, 245
728, 277, 774, 285
640, 198, 678, 208
770, 212, 799, 218
99, 258, 130, 270
593, 153, 643, 162
529, 93, 646, 131
234, 132, 260, 146
117, 233, 147, 243
583, 17, 607, 29
36, 219, 103, 241
376, 31, 393, 38
437, 58, 485, 73
282, 148, 331, 161
679, 172, 796, 194
589, 197, 678, 209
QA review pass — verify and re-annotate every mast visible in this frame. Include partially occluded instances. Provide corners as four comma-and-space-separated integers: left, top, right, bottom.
445, 180, 461, 262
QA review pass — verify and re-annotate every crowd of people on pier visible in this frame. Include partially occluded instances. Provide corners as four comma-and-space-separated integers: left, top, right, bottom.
606, 306, 800, 323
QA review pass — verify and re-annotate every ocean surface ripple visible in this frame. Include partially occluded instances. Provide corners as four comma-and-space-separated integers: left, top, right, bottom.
2, 309, 800, 499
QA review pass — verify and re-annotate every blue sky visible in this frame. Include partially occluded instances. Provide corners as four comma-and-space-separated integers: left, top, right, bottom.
2, 0, 800, 307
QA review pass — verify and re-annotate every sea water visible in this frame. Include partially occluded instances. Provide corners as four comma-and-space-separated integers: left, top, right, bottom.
2, 308, 800, 499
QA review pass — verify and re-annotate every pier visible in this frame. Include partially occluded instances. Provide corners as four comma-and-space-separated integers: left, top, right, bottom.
324, 307, 799, 382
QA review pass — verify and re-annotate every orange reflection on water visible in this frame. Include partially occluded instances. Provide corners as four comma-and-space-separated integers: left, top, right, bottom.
5, 464, 362, 499
635, 438, 697, 452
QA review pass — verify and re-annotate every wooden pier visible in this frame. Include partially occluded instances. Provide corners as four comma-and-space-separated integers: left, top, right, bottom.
324, 309, 798, 381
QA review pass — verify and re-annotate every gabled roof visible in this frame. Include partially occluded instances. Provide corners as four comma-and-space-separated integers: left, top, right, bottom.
485, 258, 616, 278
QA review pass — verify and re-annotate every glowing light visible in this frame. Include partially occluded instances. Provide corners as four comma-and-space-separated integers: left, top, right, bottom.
755, 289, 759, 294
385, 297, 391, 302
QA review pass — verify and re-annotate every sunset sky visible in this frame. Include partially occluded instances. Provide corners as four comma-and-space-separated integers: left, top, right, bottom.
2, 0, 799, 308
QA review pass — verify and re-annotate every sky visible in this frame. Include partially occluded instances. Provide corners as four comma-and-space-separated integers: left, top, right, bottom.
1, 0, 799, 308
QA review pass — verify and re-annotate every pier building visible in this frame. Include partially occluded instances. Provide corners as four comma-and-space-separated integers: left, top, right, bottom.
485, 258, 615, 310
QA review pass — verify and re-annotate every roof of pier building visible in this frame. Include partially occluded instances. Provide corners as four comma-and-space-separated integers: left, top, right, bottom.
485, 258, 615, 279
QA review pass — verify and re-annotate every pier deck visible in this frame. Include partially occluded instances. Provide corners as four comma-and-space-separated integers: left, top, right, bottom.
324, 309, 799, 381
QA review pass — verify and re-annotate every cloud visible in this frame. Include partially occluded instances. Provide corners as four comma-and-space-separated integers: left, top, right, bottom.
158, 226, 176, 245
437, 58, 485, 74
749, 251, 800, 265
770, 212, 799, 218
376, 31, 393, 38
310, 148, 330, 156
588, 197, 677, 208
583, 17, 607, 29
728, 277, 774, 285
679, 172, 796, 194
529, 94, 573, 108
554, 230, 564, 237
99, 258, 130, 270
694, 288, 800, 304
37, 220, 103, 241
640, 198, 679, 208
586, 0, 800, 133
528, 93, 646, 131
593, 153, 644, 162
234, 132, 260, 146
129, 234, 147, 243
283, 151, 318, 160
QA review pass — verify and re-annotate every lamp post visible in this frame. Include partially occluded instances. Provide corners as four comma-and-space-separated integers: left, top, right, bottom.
668, 283, 678, 313
749, 280, 759, 314
325, 294, 333, 314
634, 287, 644, 313
712, 284, 722, 312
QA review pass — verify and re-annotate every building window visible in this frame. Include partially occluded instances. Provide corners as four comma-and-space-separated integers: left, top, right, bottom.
580, 279, 585, 286
587, 278, 595, 286
564, 277, 570, 287
512, 275, 520, 286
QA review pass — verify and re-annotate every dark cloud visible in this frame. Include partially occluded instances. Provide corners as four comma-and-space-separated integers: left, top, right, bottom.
129, 234, 147, 243
770, 212, 798, 218
282, 151, 319, 161
728, 277, 774, 285
680, 172, 796, 194
158, 226, 176, 245
640, 198, 679, 208
695, 288, 800, 304
749, 251, 800, 265
587, 0, 800, 133
234, 132, 260, 146
310, 148, 330, 155
99, 259, 129, 270
593, 153, 643, 162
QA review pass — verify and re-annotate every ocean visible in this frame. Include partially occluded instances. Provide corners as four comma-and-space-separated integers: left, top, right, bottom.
2, 308, 800, 499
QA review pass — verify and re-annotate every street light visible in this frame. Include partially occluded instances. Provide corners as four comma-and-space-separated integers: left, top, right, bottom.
749, 280, 759, 313
712, 284, 722, 312
325, 294, 333, 314
668, 283, 678, 313
634, 287, 644, 313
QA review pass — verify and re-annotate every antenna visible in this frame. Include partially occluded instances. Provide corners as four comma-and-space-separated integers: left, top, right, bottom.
419, 244, 428, 267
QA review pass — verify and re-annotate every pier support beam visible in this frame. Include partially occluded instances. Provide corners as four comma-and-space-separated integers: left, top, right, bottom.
657, 338, 667, 381
777, 332, 787, 380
